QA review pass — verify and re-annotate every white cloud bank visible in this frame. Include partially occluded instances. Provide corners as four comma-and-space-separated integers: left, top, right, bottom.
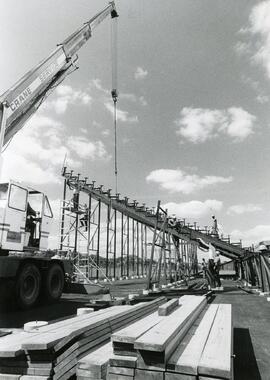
248, 0, 270, 78
175, 107, 256, 143
163, 200, 223, 219
67, 136, 110, 161
42, 84, 91, 114
134, 67, 148, 80
104, 102, 138, 123
2, 112, 110, 185
227, 203, 262, 215
231, 224, 270, 247
146, 169, 232, 194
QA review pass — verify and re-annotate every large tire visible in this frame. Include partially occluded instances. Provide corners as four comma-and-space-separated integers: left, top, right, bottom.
16, 263, 41, 310
44, 263, 64, 302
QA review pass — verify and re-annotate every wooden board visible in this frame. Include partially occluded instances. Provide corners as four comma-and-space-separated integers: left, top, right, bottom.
158, 299, 179, 316
109, 366, 135, 376
168, 304, 219, 375
165, 372, 195, 380
134, 368, 164, 380
109, 355, 137, 369
135, 296, 207, 366
107, 374, 134, 380
198, 304, 232, 380
112, 311, 164, 344
77, 341, 112, 378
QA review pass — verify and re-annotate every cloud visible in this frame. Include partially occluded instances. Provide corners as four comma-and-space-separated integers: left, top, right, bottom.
104, 102, 138, 123
227, 203, 262, 215
139, 96, 148, 106
163, 200, 223, 219
42, 84, 92, 114
121, 93, 148, 106
91, 78, 110, 95
146, 169, 233, 194
1, 114, 80, 185
134, 67, 148, 80
67, 136, 110, 160
175, 107, 256, 143
238, 1, 270, 78
230, 224, 270, 246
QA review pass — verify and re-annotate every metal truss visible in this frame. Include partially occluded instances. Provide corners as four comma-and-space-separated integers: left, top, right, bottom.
59, 167, 252, 287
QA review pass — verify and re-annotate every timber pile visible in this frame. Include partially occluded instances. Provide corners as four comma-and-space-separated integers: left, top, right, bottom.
0, 297, 165, 380
77, 296, 233, 380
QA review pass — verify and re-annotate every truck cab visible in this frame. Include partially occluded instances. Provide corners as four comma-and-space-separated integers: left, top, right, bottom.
0, 180, 53, 253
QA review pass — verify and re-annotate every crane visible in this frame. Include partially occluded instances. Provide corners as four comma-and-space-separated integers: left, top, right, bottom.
0, 2, 119, 310
0, 1, 118, 153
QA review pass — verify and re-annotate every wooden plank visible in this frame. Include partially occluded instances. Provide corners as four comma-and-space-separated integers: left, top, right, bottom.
109, 355, 137, 369
54, 357, 77, 380
165, 372, 195, 380
0, 306, 125, 357
198, 304, 232, 380
20, 377, 50, 380
22, 306, 131, 351
134, 368, 164, 380
77, 341, 112, 378
54, 299, 162, 352
112, 311, 164, 344
168, 304, 219, 375
109, 366, 135, 376
134, 296, 206, 366
107, 374, 134, 380
158, 299, 179, 316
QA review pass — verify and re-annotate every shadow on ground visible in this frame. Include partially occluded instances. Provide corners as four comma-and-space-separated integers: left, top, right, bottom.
234, 327, 261, 380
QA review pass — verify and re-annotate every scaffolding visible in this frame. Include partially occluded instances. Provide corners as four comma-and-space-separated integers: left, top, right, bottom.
59, 167, 250, 288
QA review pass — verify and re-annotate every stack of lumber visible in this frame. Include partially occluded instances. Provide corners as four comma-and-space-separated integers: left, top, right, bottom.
105, 298, 233, 380
0, 297, 165, 380
77, 295, 232, 380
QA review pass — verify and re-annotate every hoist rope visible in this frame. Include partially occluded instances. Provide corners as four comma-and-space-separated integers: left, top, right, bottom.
111, 9, 118, 194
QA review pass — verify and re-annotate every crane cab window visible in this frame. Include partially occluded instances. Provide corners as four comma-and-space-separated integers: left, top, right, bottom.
8, 184, 27, 211
44, 196, 53, 218
0, 183, 9, 200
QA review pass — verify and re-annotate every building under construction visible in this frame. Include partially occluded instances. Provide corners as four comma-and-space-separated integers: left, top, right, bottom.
0, 2, 269, 380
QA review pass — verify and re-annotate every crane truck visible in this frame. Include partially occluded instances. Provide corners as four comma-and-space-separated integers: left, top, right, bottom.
0, 2, 118, 309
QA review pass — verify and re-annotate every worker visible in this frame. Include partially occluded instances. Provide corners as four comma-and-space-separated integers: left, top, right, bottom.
211, 215, 219, 237
214, 251, 221, 288
26, 202, 37, 246
201, 258, 207, 279
72, 189, 79, 211
207, 243, 216, 288
80, 204, 89, 231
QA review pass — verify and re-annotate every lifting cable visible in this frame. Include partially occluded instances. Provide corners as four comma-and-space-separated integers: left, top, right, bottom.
111, 7, 119, 193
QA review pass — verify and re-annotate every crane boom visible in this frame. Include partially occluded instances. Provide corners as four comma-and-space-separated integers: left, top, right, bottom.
0, 2, 118, 147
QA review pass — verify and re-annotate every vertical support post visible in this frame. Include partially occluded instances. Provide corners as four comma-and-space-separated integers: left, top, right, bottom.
113, 210, 117, 278
60, 178, 67, 250
132, 219, 135, 274
121, 212, 124, 277
105, 204, 110, 277
74, 191, 80, 258
96, 199, 101, 280
259, 254, 265, 292
127, 216, 130, 277
86, 193, 92, 279
168, 232, 172, 282
136, 222, 139, 276
141, 223, 144, 276
147, 200, 161, 290
144, 225, 147, 276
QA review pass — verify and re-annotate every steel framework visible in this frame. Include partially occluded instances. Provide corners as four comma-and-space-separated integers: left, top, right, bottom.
59, 167, 252, 289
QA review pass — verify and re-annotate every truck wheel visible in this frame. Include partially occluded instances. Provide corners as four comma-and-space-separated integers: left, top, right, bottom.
16, 264, 41, 309
44, 263, 64, 302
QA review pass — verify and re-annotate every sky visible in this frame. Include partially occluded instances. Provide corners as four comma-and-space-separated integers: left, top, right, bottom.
1, 0, 270, 249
